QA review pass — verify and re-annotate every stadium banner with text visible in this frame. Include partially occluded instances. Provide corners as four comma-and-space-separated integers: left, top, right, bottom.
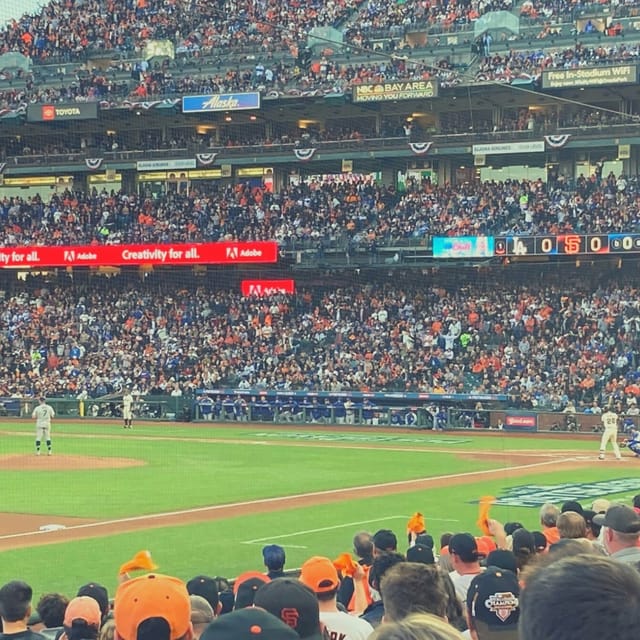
542, 64, 638, 89
26, 102, 99, 122
136, 159, 197, 171
432, 236, 494, 259
241, 279, 295, 296
352, 80, 438, 103
0, 242, 278, 268
472, 141, 545, 155
182, 92, 261, 113
504, 413, 538, 432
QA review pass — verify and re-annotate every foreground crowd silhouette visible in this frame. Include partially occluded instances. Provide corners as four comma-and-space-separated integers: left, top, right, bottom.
2, 497, 640, 640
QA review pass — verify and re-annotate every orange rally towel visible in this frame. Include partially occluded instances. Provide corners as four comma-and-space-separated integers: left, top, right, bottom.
333, 553, 358, 577
407, 512, 426, 534
119, 550, 158, 575
477, 496, 496, 536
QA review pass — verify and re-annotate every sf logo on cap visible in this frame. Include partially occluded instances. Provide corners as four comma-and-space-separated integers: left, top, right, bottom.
280, 608, 299, 628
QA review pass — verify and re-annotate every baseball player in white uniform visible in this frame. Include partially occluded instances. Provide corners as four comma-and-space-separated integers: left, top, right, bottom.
599, 406, 622, 461
32, 397, 55, 456
122, 389, 134, 429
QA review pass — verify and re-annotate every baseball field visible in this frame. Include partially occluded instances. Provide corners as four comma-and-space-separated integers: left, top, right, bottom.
0, 419, 636, 599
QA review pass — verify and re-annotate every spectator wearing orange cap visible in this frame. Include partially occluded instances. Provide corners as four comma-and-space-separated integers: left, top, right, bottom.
62, 597, 102, 640
113, 574, 193, 640
299, 556, 373, 640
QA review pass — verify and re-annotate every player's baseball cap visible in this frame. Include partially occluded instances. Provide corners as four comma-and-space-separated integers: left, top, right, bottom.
254, 577, 323, 640
299, 556, 340, 594
449, 533, 482, 562
114, 574, 191, 640
593, 504, 640, 533
200, 607, 299, 640
467, 567, 520, 640
64, 596, 102, 629
233, 571, 270, 609
77, 582, 110, 619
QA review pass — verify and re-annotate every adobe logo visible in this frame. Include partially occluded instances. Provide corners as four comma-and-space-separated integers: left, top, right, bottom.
42, 105, 56, 121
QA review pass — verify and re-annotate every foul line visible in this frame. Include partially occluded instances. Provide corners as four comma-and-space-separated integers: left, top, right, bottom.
0, 458, 569, 542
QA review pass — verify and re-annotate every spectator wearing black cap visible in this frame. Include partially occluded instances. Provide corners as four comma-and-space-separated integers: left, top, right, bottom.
593, 503, 640, 565
186, 577, 220, 617
561, 501, 583, 516
200, 607, 299, 640
485, 550, 518, 575
510, 529, 536, 572
407, 545, 435, 565
519, 555, 640, 640
76, 584, 110, 626
447, 534, 484, 603
465, 567, 520, 640
253, 578, 324, 640
531, 532, 548, 554
373, 530, 398, 555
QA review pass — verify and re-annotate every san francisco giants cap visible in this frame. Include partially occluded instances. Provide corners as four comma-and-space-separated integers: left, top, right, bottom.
253, 577, 323, 640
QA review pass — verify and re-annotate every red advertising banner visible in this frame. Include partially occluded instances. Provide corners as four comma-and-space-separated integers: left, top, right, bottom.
241, 279, 295, 296
0, 242, 278, 268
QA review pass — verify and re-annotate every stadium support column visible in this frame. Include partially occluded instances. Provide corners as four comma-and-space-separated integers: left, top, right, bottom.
72, 173, 89, 192
121, 169, 137, 194
382, 164, 395, 187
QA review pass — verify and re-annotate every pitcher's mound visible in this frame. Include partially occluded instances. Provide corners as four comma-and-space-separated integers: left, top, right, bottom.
0, 454, 145, 471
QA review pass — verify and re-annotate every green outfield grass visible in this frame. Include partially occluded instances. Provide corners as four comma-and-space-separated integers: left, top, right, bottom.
0, 420, 634, 599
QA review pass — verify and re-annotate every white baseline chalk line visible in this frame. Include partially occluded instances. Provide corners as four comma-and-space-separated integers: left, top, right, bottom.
241, 514, 461, 546
0, 458, 568, 542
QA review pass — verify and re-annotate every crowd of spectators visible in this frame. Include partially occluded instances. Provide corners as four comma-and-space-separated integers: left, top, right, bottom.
475, 41, 640, 83
2, 499, 640, 640
3, 267, 640, 415
520, 0, 638, 22
0, 0, 363, 63
344, 0, 513, 43
1, 171, 640, 250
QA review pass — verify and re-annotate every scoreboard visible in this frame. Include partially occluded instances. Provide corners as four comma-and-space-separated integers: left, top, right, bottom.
433, 234, 640, 258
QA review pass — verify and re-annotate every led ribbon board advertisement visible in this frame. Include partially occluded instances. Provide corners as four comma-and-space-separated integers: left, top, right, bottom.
0, 242, 278, 268
182, 92, 261, 112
